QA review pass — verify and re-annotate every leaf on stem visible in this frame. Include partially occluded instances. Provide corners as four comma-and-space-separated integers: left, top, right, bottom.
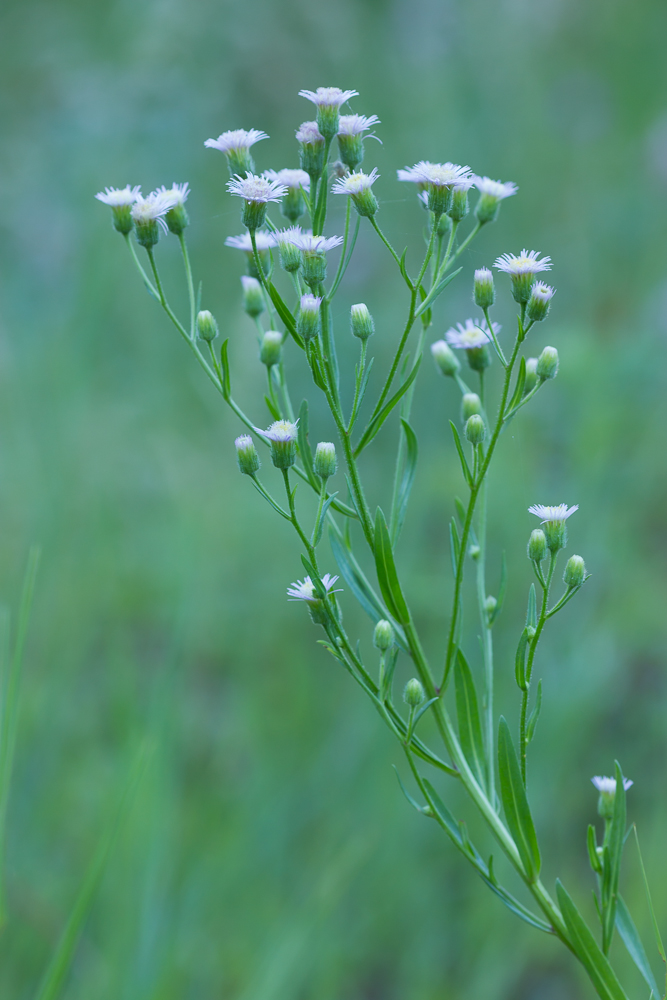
506, 355, 527, 416
526, 584, 537, 629
587, 824, 603, 875
454, 650, 486, 785
602, 760, 628, 952
297, 400, 319, 490
267, 283, 303, 347
399, 248, 412, 289
514, 628, 529, 691
556, 881, 629, 1000
264, 394, 281, 421
355, 358, 422, 455
374, 508, 411, 626
616, 896, 662, 1000
414, 267, 462, 318
449, 421, 473, 486
449, 518, 460, 577
312, 493, 338, 547
497, 717, 541, 881
631, 825, 667, 994
526, 679, 542, 742
393, 765, 427, 814
219, 340, 231, 399
390, 419, 419, 545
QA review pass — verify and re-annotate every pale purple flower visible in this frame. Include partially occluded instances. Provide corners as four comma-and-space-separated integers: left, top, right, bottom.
528, 504, 579, 523
131, 189, 179, 231
227, 173, 287, 204
494, 250, 552, 275
530, 281, 556, 303
154, 182, 190, 205
274, 225, 306, 246
263, 168, 310, 191
204, 128, 269, 154
299, 87, 359, 109
338, 114, 381, 138
296, 121, 325, 144
225, 232, 277, 251
445, 318, 500, 350
95, 184, 141, 206
286, 232, 344, 253
397, 161, 472, 187
287, 573, 341, 602
473, 176, 518, 199
592, 776, 633, 794
331, 167, 379, 195
300, 293, 322, 313
262, 419, 299, 443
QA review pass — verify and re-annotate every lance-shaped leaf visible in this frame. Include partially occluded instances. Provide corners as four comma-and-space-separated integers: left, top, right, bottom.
616, 895, 661, 1000
297, 400, 319, 490
526, 584, 537, 629
267, 282, 302, 346
355, 358, 422, 455
497, 717, 541, 881
449, 421, 473, 486
449, 517, 460, 577
514, 628, 529, 691
454, 650, 485, 785
390, 419, 418, 544
506, 355, 527, 415
414, 267, 462, 317
556, 881, 629, 1000
526, 680, 542, 743
602, 760, 628, 953
219, 339, 231, 399
374, 508, 411, 625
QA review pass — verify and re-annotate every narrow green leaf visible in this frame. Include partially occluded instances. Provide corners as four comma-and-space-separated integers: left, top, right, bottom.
422, 779, 465, 849
449, 421, 473, 486
556, 881, 629, 1000
616, 896, 661, 999
219, 339, 231, 399
449, 518, 460, 577
514, 628, 529, 691
34, 746, 148, 1000
267, 283, 302, 346
526, 679, 542, 742
399, 247, 412, 288
506, 355, 527, 414
454, 650, 486, 784
526, 584, 537, 629
392, 765, 425, 814
316, 639, 344, 662
587, 824, 602, 875
297, 400, 319, 490
603, 760, 628, 952
482, 878, 554, 934
454, 496, 466, 526
355, 358, 422, 454
312, 493, 339, 546
414, 267, 462, 317
497, 717, 541, 881
374, 508, 411, 626
264, 394, 281, 421
632, 825, 667, 995
390, 419, 419, 544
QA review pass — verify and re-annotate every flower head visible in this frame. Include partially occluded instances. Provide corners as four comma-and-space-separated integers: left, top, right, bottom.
297, 294, 322, 341
299, 87, 359, 108
592, 776, 633, 795
494, 250, 552, 275
263, 168, 310, 191
95, 184, 142, 207
398, 161, 472, 214
338, 113, 380, 136
263, 419, 299, 443
225, 232, 277, 251
205, 128, 269, 154
154, 182, 190, 235
445, 318, 499, 351
296, 121, 325, 144
527, 281, 556, 323
155, 181, 190, 205
285, 232, 343, 253
528, 504, 579, 523
261, 419, 299, 470
227, 173, 287, 204
473, 176, 518, 200
287, 573, 341, 602
332, 167, 379, 195
131, 189, 179, 246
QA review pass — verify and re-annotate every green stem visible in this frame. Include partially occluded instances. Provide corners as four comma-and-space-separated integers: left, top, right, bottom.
519, 552, 556, 783
442, 220, 483, 272
369, 217, 405, 271
178, 234, 196, 337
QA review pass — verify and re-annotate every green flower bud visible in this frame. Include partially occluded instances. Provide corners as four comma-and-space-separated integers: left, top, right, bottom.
403, 677, 425, 708
314, 441, 337, 480
465, 414, 486, 445
436, 211, 452, 238
527, 529, 547, 563
564, 554, 586, 589
448, 185, 470, 222
466, 345, 491, 372
350, 303, 375, 341
485, 595, 497, 618
537, 346, 559, 381
241, 199, 268, 232
296, 294, 322, 342
235, 434, 260, 476
241, 276, 265, 318
301, 250, 327, 288
265, 420, 299, 470
469, 544, 481, 560
297, 121, 326, 178
260, 330, 283, 368
524, 357, 539, 395
276, 237, 302, 274
526, 282, 555, 323
461, 392, 482, 422
473, 268, 495, 309
373, 619, 394, 651
431, 340, 460, 377
196, 309, 219, 343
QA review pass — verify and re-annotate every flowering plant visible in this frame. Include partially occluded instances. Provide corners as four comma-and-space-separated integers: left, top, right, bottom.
97, 86, 665, 999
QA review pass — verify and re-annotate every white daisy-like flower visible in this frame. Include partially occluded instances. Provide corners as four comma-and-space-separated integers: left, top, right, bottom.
398, 162, 435, 184
445, 318, 500, 350
300, 293, 322, 312
494, 250, 552, 275
131, 189, 179, 228
296, 121, 325, 144
592, 776, 633, 794
331, 167, 379, 195
397, 161, 472, 187
263, 419, 299, 443
338, 114, 380, 136
227, 173, 287, 204
528, 504, 579, 522
155, 182, 190, 205
274, 225, 306, 245
473, 176, 518, 199
95, 184, 142, 206
299, 87, 359, 108
530, 280, 555, 302
204, 128, 269, 154
285, 232, 344, 253
263, 168, 310, 191
287, 573, 341, 602
225, 232, 277, 251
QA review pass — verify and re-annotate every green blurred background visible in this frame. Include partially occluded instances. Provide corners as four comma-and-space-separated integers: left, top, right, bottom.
1, 0, 666, 996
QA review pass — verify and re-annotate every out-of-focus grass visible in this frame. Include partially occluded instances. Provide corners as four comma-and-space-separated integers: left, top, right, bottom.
0, 0, 666, 996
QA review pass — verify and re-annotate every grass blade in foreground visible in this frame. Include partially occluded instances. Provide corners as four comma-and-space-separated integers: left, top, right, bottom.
497, 717, 541, 881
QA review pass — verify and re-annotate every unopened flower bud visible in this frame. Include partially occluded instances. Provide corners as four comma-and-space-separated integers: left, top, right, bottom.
241, 276, 265, 318
301, 250, 327, 288
235, 434, 260, 476
265, 420, 298, 470
473, 268, 495, 309
592, 775, 633, 821
196, 309, 219, 343
466, 345, 491, 372
448, 185, 470, 222
373, 619, 394, 651
526, 282, 555, 323
527, 529, 547, 563
403, 677, 425, 708
260, 330, 283, 368
564, 555, 585, 589
297, 121, 326, 178
469, 544, 481, 560
436, 212, 452, 238
536, 346, 559, 381
431, 340, 460, 377
524, 358, 539, 395
526, 625, 536, 641
465, 414, 486, 445
314, 441, 337, 480
350, 303, 374, 341
297, 294, 321, 342
485, 595, 497, 618
461, 392, 482, 422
